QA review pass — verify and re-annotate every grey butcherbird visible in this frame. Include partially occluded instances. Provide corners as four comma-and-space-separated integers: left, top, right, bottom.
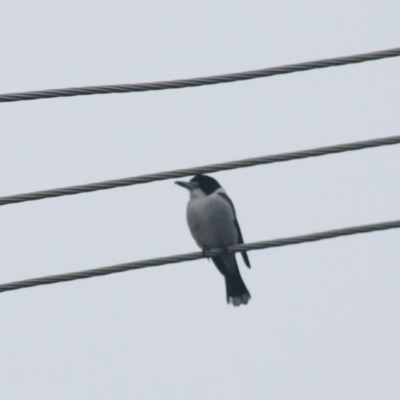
175, 175, 251, 306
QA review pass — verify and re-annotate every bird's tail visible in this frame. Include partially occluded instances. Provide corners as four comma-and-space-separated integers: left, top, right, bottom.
212, 255, 251, 306
224, 273, 251, 306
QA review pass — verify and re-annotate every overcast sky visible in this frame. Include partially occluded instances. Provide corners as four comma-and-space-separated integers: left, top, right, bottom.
0, 2, 399, 399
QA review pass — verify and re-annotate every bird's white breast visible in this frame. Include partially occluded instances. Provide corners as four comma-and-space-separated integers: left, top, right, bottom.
186, 190, 237, 250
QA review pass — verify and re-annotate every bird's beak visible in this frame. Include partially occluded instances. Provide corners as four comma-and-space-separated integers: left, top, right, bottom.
175, 181, 198, 190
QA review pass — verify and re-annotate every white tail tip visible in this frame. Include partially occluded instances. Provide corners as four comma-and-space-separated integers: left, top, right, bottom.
228, 293, 250, 306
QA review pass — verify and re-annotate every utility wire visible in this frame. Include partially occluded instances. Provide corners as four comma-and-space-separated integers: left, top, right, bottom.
0, 219, 399, 294
1, 47, 400, 104
1, 135, 399, 207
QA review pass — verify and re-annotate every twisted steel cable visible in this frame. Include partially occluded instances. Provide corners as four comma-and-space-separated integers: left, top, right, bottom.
1, 47, 400, 103
0, 219, 399, 294
1, 135, 400, 207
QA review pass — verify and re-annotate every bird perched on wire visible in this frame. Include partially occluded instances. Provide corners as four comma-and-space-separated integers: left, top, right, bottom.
175, 175, 251, 306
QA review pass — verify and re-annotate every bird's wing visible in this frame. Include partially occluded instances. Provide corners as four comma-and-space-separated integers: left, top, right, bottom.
218, 193, 251, 268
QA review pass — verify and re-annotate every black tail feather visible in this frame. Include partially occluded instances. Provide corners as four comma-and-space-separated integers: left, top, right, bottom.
211, 255, 251, 306
224, 273, 251, 306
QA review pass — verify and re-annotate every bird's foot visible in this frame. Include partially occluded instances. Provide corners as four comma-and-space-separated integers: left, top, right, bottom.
201, 248, 210, 260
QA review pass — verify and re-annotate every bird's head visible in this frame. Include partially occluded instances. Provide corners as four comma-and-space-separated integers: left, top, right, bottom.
175, 174, 222, 197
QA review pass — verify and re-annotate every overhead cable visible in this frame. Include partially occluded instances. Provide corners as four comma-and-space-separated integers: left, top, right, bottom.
1, 135, 400, 207
1, 47, 400, 104
1, 219, 399, 294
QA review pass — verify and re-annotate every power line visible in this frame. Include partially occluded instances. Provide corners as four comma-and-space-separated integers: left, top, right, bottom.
1, 219, 399, 294
1, 135, 399, 207
1, 47, 400, 104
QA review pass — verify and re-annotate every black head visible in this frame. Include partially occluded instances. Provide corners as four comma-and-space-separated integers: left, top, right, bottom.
190, 175, 221, 195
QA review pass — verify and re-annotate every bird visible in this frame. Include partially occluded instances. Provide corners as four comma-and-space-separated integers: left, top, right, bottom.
175, 174, 251, 306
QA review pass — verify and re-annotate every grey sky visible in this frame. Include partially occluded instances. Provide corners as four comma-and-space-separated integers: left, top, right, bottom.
0, 1, 399, 399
